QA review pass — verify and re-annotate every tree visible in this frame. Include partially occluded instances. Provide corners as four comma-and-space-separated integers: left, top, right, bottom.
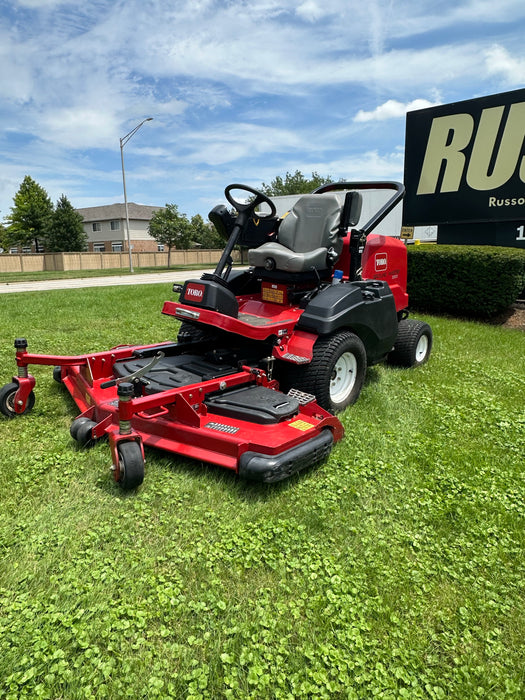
46, 195, 87, 252
191, 213, 224, 249
259, 170, 333, 196
148, 204, 191, 267
0, 221, 7, 252
5, 176, 54, 251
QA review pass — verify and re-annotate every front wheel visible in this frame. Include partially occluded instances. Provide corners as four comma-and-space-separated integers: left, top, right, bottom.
0, 382, 35, 418
115, 441, 145, 491
283, 331, 367, 413
388, 319, 433, 368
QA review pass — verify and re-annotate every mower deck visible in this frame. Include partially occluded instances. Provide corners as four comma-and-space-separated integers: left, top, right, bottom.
5, 338, 343, 486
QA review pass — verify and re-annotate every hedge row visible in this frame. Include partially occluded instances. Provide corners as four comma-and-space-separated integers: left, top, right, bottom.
407, 245, 525, 317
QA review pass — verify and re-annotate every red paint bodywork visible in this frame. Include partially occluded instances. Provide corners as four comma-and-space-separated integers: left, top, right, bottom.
12, 341, 342, 475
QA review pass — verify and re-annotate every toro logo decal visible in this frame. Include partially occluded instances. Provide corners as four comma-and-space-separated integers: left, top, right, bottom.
184, 283, 205, 302
375, 253, 388, 272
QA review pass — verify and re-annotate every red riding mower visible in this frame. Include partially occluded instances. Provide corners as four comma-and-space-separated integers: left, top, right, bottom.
0, 181, 432, 488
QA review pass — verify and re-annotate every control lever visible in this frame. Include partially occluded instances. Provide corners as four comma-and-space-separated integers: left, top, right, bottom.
100, 351, 165, 389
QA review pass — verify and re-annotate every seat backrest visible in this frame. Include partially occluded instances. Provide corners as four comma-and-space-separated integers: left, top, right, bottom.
277, 193, 342, 253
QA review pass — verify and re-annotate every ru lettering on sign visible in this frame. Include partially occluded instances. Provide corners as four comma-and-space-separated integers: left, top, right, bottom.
417, 102, 525, 195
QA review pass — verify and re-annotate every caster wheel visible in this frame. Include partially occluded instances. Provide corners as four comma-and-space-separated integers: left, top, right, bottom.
0, 382, 35, 418
71, 417, 97, 447
70, 416, 91, 440
53, 366, 63, 384
115, 441, 145, 490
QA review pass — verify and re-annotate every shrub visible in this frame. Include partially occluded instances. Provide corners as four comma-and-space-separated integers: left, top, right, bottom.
407, 244, 525, 317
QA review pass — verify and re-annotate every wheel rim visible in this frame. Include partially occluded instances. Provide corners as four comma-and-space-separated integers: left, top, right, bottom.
116, 455, 125, 484
5, 390, 16, 413
330, 351, 358, 404
415, 334, 429, 363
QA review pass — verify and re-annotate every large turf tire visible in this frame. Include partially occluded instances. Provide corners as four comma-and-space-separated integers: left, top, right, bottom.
388, 319, 433, 368
283, 331, 367, 413
0, 382, 35, 418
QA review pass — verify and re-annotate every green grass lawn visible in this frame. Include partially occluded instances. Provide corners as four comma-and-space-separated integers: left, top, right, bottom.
0, 285, 524, 699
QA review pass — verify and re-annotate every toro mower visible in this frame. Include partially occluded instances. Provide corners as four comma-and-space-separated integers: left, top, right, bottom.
0, 181, 432, 488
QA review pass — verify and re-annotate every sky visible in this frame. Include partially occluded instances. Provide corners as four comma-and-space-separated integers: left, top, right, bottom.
1, 0, 525, 222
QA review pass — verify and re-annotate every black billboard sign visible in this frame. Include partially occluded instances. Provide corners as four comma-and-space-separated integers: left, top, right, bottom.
403, 88, 525, 226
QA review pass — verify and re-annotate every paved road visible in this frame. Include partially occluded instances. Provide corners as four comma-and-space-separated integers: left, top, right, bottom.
0, 268, 226, 294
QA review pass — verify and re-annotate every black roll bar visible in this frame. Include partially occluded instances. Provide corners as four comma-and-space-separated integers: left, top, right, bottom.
312, 181, 405, 237
312, 181, 405, 282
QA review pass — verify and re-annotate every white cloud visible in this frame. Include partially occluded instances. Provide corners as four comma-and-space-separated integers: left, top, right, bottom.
329, 149, 405, 180
384, 0, 525, 41
15, 0, 65, 7
450, 0, 525, 24
38, 108, 120, 150
255, 149, 406, 185
485, 45, 525, 84
176, 122, 306, 166
296, 1, 326, 22
354, 98, 442, 122
0, 31, 36, 104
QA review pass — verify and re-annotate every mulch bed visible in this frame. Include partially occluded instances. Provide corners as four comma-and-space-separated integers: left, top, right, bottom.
490, 302, 525, 331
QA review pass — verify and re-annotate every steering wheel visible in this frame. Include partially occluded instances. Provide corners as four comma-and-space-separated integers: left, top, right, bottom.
224, 184, 277, 219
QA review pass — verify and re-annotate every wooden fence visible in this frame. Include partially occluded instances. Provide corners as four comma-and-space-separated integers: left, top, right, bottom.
0, 249, 234, 274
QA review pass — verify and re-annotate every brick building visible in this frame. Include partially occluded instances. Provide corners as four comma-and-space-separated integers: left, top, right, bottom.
76, 203, 165, 253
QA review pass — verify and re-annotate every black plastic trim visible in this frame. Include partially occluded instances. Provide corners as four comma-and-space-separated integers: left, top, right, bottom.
239, 429, 334, 483
181, 278, 239, 317
249, 267, 331, 284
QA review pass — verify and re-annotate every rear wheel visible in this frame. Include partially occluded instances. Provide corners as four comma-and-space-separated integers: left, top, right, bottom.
0, 382, 35, 418
284, 331, 367, 413
115, 441, 145, 490
388, 319, 433, 368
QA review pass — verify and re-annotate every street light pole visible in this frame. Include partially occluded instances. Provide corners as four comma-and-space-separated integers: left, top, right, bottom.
119, 117, 153, 273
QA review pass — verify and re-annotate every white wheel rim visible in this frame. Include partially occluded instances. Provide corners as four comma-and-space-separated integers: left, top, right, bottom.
330, 352, 358, 404
415, 334, 429, 363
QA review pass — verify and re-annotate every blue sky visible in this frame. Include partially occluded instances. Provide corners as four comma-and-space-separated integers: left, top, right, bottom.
1, 0, 525, 221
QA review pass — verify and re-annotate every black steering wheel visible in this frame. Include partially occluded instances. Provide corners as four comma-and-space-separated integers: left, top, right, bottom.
224, 184, 277, 219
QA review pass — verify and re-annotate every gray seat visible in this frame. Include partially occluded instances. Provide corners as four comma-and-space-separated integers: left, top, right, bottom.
248, 192, 359, 274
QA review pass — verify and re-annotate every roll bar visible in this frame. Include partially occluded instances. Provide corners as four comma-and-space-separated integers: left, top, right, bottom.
312, 181, 405, 282
312, 181, 405, 237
